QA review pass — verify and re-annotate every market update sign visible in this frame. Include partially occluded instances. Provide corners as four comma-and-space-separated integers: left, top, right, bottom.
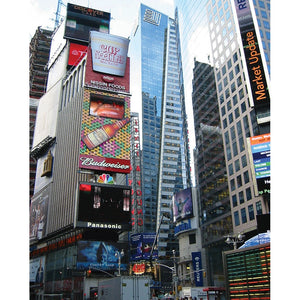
90, 31, 129, 76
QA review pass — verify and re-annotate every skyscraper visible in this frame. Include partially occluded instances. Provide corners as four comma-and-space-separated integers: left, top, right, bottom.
129, 4, 192, 258
175, 0, 270, 240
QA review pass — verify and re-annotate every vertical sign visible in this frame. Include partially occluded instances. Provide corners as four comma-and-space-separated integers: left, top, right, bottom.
192, 252, 203, 287
233, 0, 270, 109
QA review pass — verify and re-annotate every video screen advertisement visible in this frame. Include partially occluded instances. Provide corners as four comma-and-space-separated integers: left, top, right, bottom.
77, 182, 131, 230
64, 3, 110, 43
249, 133, 270, 195
233, 0, 270, 109
77, 240, 128, 271
79, 32, 131, 174
172, 188, 193, 223
130, 233, 158, 261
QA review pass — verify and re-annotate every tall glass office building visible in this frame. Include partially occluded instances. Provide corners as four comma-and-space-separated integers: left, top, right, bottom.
175, 0, 270, 284
129, 4, 191, 258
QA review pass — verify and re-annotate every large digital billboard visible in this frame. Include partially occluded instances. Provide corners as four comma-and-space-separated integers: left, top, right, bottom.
77, 240, 128, 271
172, 188, 193, 223
130, 233, 158, 261
64, 3, 110, 43
233, 0, 270, 109
79, 89, 131, 173
249, 133, 270, 195
77, 182, 131, 230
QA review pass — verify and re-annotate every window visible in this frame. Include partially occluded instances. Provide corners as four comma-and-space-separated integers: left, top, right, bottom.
237, 175, 242, 188
256, 201, 262, 215
226, 145, 232, 160
234, 107, 240, 118
232, 194, 237, 207
235, 159, 240, 172
241, 208, 247, 223
239, 136, 245, 152
248, 204, 255, 220
230, 178, 236, 191
233, 95, 238, 106
228, 163, 234, 176
221, 106, 226, 116
232, 142, 238, 156
239, 191, 244, 204
241, 154, 247, 168
223, 118, 228, 129
244, 170, 249, 184
246, 187, 252, 200
189, 234, 196, 244
234, 211, 240, 226
241, 101, 246, 113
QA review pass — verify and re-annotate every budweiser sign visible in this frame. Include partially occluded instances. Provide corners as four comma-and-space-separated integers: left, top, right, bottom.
79, 155, 130, 173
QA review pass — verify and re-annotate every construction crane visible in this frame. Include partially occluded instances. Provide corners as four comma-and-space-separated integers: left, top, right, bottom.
54, 0, 66, 28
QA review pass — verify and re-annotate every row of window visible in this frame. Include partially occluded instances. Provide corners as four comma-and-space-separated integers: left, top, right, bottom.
234, 201, 262, 226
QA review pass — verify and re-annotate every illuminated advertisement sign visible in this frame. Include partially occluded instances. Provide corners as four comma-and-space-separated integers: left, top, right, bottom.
192, 252, 203, 287
85, 47, 130, 93
130, 233, 158, 261
68, 43, 88, 66
64, 3, 110, 43
249, 133, 270, 195
173, 188, 193, 222
30, 189, 49, 241
79, 89, 131, 173
233, 0, 270, 109
77, 240, 128, 271
174, 218, 198, 236
90, 31, 129, 77
77, 182, 131, 230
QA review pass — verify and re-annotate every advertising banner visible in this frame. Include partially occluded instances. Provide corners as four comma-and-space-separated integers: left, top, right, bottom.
90, 31, 129, 76
192, 252, 203, 287
173, 188, 193, 222
30, 190, 49, 240
68, 43, 88, 66
85, 46, 130, 93
30, 256, 45, 284
233, 0, 270, 109
79, 89, 131, 173
130, 233, 158, 261
77, 182, 131, 230
249, 133, 270, 194
77, 240, 127, 271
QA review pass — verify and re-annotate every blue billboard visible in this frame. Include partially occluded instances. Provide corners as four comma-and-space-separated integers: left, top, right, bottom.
130, 233, 158, 261
172, 188, 193, 223
77, 240, 127, 271
192, 252, 203, 287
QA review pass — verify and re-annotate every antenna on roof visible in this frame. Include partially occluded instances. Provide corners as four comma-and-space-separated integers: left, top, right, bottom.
54, 0, 66, 28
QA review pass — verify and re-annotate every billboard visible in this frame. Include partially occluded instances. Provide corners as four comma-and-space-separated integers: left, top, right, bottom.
173, 188, 193, 222
77, 240, 127, 271
249, 133, 270, 195
90, 31, 129, 77
130, 233, 158, 261
77, 182, 131, 230
85, 46, 130, 94
68, 43, 88, 66
64, 3, 110, 43
30, 190, 49, 240
30, 256, 45, 284
233, 0, 270, 109
79, 89, 131, 173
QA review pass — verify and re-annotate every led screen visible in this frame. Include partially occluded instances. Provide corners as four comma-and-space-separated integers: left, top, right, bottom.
64, 3, 110, 43
77, 183, 131, 226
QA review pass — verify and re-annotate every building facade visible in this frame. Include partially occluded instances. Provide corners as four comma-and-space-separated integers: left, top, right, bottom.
129, 4, 192, 258
30, 4, 134, 299
29, 27, 53, 199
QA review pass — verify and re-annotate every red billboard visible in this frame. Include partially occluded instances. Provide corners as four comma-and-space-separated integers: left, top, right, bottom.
68, 43, 88, 66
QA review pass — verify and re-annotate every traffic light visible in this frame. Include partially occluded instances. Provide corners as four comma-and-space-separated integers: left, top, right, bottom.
87, 269, 92, 277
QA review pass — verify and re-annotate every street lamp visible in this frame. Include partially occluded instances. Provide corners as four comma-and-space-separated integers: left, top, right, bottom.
225, 233, 245, 250
115, 249, 124, 276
